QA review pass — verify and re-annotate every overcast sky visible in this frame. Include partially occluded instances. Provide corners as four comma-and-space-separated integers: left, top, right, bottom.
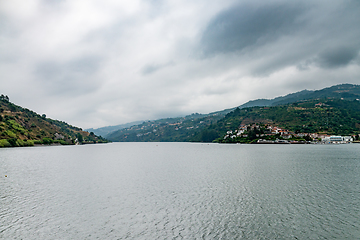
1, 0, 360, 129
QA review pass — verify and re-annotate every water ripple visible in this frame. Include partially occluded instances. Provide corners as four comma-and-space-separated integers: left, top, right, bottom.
1, 143, 360, 239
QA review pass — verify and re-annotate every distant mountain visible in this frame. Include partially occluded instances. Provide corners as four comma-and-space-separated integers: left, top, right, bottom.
238, 84, 360, 108
86, 121, 143, 137
106, 112, 223, 142
0, 95, 108, 147
106, 83, 360, 142
239, 90, 312, 108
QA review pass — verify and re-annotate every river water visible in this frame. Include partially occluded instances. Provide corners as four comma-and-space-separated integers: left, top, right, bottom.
1, 143, 360, 239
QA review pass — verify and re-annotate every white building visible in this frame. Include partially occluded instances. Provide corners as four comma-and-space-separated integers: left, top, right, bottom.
322, 136, 353, 143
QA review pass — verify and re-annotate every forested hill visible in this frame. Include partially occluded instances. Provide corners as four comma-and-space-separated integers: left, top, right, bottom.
0, 95, 108, 147
106, 112, 224, 142
196, 98, 360, 143
107, 98, 360, 143
85, 120, 144, 137
238, 83, 360, 108
97, 83, 360, 139
106, 84, 360, 142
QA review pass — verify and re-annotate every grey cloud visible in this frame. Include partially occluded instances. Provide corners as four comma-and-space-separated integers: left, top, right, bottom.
142, 64, 161, 75
2, 0, 360, 129
36, 57, 100, 78
297, 47, 360, 72
200, 2, 306, 57
70, 57, 101, 73
141, 61, 174, 75
316, 47, 359, 68
41, 0, 65, 5
198, 0, 360, 77
35, 56, 102, 95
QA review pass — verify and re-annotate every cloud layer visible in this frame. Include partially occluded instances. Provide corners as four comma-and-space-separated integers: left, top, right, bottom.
1, 0, 360, 128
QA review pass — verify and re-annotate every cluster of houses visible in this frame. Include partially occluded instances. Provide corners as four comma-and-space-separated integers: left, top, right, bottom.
224, 123, 357, 144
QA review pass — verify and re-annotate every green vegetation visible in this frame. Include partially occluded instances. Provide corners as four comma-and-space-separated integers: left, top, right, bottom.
5, 84, 356, 145
106, 113, 224, 142
0, 96, 109, 148
198, 99, 360, 143
107, 98, 360, 143
106, 84, 360, 143
238, 83, 360, 108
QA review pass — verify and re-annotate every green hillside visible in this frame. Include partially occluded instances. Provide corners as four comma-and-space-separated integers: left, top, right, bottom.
85, 120, 144, 137
107, 98, 360, 143
106, 113, 223, 142
106, 84, 360, 143
196, 98, 360, 143
103, 84, 360, 141
239, 84, 360, 108
0, 95, 108, 147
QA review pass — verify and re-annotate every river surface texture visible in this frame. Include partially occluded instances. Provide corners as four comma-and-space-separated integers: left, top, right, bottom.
1, 143, 360, 239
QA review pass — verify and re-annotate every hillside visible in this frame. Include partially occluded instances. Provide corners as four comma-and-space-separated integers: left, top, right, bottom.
238, 83, 360, 108
100, 83, 360, 139
91, 110, 234, 139
197, 98, 360, 143
85, 120, 144, 137
106, 113, 223, 142
107, 84, 360, 142
0, 95, 108, 147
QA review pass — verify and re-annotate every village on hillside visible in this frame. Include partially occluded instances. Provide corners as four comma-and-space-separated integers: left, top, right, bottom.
223, 123, 359, 144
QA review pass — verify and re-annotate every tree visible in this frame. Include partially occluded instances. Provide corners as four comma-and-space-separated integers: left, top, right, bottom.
248, 130, 257, 140
304, 135, 312, 141
200, 129, 218, 142
76, 133, 83, 143
42, 137, 53, 144
8, 138, 17, 147
0, 94, 9, 102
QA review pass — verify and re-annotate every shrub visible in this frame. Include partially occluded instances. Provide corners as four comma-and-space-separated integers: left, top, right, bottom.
8, 138, 18, 147
5, 130, 16, 138
26, 140, 34, 146
0, 139, 11, 147
5, 115, 14, 120
54, 139, 69, 145
16, 139, 25, 147
42, 137, 53, 144
58, 140, 68, 145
